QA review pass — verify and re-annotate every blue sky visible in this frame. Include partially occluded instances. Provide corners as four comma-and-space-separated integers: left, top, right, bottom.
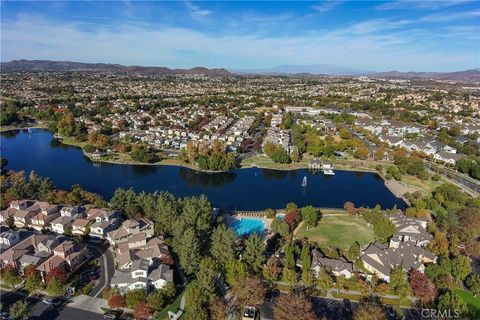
1, 1, 479, 71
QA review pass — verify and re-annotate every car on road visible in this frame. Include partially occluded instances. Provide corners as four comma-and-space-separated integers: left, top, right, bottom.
385, 305, 395, 319
265, 289, 280, 302
104, 310, 122, 320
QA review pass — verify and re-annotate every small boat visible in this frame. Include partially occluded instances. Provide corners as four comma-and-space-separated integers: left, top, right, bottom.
302, 176, 307, 187
323, 169, 335, 175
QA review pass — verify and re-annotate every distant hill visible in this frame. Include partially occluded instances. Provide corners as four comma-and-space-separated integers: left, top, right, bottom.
0, 59, 232, 76
370, 69, 480, 81
235, 64, 372, 76
2, 60, 478, 80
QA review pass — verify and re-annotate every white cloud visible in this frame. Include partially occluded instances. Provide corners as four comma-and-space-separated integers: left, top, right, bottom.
1, 14, 477, 72
421, 10, 480, 22
376, 0, 473, 10
184, 1, 211, 20
311, 1, 344, 13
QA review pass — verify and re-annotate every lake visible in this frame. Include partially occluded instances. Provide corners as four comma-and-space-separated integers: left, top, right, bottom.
0, 129, 406, 210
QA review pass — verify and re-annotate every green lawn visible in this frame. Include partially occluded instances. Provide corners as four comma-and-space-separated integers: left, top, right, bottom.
456, 289, 480, 314
295, 214, 375, 250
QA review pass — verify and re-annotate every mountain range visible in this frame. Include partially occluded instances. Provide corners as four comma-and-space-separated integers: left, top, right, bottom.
0, 59, 232, 76
1, 60, 479, 80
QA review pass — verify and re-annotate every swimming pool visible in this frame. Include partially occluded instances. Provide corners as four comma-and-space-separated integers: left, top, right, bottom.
276, 213, 285, 220
230, 217, 265, 236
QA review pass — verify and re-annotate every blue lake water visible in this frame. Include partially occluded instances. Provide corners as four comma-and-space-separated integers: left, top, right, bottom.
0, 129, 406, 210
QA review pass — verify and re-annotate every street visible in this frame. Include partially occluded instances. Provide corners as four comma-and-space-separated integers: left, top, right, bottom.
86, 240, 115, 298
0, 290, 104, 320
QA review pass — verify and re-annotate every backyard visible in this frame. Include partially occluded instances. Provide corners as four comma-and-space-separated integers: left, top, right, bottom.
295, 213, 375, 250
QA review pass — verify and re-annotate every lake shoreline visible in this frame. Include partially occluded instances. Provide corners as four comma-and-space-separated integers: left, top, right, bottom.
1, 128, 408, 210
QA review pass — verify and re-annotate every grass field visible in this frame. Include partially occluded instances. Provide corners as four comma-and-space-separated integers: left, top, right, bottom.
456, 289, 480, 315
295, 214, 375, 250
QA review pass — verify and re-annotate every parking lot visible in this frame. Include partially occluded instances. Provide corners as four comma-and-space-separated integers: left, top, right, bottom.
259, 293, 423, 320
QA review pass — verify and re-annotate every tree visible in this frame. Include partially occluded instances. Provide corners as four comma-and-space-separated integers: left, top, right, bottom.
2, 266, 21, 288
316, 269, 333, 290
427, 231, 449, 257
131, 144, 157, 163
225, 259, 247, 286
273, 292, 316, 320
354, 304, 387, 320
6, 215, 14, 229
437, 291, 467, 316
408, 270, 437, 303
282, 267, 297, 285
375, 282, 390, 296
231, 276, 266, 307
466, 274, 480, 297
184, 281, 208, 320
24, 265, 41, 293
263, 256, 281, 283
174, 228, 202, 275
390, 267, 409, 300
344, 201, 356, 215
373, 217, 396, 243
133, 302, 151, 320
46, 277, 65, 296
45, 267, 68, 284
347, 242, 360, 260
9, 301, 30, 320
210, 224, 240, 270
108, 294, 125, 309
196, 257, 217, 301
451, 255, 472, 281
243, 234, 265, 273
208, 298, 228, 320
300, 243, 311, 270
375, 145, 386, 161
301, 206, 318, 228
125, 289, 147, 309
354, 145, 369, 160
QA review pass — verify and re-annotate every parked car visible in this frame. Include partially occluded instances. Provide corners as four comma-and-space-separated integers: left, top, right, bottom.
343, 299, 352, 313
104, 310, 122, 320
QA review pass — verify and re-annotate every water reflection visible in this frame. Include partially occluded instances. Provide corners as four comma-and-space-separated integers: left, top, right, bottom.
178, 167, 236, 188
262, 169, 288, 180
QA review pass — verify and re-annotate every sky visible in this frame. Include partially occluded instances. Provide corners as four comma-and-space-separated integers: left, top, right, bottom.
1, 0, 479, 72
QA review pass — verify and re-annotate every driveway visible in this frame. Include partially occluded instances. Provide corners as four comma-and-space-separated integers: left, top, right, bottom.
86, 240, 115, 298
0, 290, 104, 320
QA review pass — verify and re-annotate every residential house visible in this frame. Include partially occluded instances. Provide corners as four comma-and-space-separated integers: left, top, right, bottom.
360, 241, 437, 282
310, 249, 354, 279
72, 219, 91, 236
0, 230, 20, 250
110, 258, 173, 293
86, 209, 122, 239
106, 218, 154, 246
36, 240, 89, 281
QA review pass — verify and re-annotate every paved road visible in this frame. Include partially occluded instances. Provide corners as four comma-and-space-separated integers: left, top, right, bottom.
425, 161, 479, 195
87, 240, 115, 298
0, 290, 104, 320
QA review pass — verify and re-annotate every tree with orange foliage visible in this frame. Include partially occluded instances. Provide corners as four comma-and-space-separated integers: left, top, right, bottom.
46, 267, 68, 284
108, 294, 125, 309
134, 302, 151, 320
